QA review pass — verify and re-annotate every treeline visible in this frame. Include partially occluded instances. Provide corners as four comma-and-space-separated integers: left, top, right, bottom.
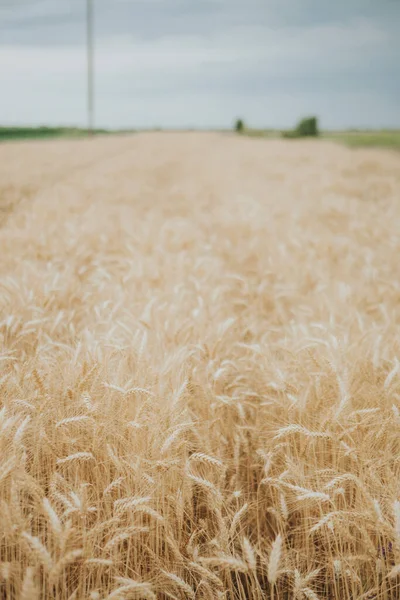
235, 116, 320, 138
0, 126, 110, 141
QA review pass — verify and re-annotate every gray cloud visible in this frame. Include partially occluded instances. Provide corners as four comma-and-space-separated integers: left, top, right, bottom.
0, 0, 399, 128
2, 0, 398, 44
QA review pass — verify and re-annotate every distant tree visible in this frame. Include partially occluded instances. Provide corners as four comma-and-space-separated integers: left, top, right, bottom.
296, 116, 319, 137
235, 119, 245, 133
281, 116, 319, 139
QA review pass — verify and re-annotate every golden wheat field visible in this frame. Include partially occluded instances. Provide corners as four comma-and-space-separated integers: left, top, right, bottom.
1, 133, 400, 600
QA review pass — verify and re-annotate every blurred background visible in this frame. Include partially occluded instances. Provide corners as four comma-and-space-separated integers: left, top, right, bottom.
0, 0, 399, 137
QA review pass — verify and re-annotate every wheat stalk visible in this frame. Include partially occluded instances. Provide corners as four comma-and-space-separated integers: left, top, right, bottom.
160, 571, 195, 599
104, 526, 150, 550
56, 415, 94, 428
200, 555, 248, 572
42, 497, 63, 537
229, 502, 249, 537
242, 537, 257, 571
20, 567, 39, 600
188, 452, 224, 469
267, 534, 282, 585
21, 532, 53, 572
113, 496, 152, 513
56, 452, 95, 465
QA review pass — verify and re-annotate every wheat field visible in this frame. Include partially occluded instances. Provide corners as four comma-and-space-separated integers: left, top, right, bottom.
1, 133, 400, 599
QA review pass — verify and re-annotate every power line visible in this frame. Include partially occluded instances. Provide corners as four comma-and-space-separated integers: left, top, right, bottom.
87, 0, 94, 135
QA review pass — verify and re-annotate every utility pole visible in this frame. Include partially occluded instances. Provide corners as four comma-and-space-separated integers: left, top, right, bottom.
86, 0, 94, 135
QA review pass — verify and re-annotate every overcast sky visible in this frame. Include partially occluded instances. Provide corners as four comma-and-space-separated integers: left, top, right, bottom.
0, 0, 399, 129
